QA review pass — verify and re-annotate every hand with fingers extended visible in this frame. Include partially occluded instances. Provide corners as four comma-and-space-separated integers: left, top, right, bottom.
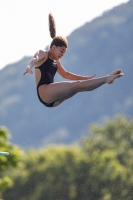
23, 67, 33, 75
87, 73, 96, 80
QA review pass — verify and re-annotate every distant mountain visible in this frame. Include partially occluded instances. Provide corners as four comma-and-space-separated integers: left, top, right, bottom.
0, 0, 133, 148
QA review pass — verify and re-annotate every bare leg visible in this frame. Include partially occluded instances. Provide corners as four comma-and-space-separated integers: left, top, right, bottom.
53, 92, 77, 107
38, 70, 123, 104
53, 80, 105, 107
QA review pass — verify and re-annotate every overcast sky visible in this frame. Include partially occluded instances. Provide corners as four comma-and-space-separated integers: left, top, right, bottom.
0, 0, 129, 69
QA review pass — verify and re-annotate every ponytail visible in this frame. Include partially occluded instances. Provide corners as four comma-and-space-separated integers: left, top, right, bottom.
48, 13, 56, 39
48, 13, 68, 48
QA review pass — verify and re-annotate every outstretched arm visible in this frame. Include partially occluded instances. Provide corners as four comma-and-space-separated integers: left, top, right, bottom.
23, 50, 47, 75
56, 60, 96, 80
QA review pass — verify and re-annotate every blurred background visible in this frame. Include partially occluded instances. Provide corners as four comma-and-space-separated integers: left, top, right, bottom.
0, 0, 133, 199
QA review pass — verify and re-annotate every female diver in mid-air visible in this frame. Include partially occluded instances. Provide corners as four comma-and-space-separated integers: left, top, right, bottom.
23, 13, 124, 107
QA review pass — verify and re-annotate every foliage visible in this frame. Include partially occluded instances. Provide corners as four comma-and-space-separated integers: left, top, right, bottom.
3, 146, 88, 200
2, 115, 133, 200
0, 126, 23, 198
81, 115, 133, 199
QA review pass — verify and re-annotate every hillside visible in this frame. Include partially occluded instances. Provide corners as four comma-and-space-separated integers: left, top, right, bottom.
0, 0, 133, 148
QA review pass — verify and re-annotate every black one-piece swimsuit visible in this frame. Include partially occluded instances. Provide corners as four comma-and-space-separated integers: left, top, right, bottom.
35, 57, 57, 107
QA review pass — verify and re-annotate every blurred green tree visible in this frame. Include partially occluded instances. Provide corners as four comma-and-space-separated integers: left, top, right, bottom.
3, 115, 133, 200
81, 115, 133, 199
0, 126, 23, 199
3, 146, 88, 200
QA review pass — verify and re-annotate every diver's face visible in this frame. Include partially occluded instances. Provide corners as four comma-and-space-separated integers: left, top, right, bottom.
52, 45, 66, 60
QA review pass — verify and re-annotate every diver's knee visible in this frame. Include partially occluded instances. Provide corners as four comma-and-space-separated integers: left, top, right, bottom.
73, 81, 82, 91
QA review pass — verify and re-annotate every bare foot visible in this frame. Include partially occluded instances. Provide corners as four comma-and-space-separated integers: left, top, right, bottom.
109, 69, 122, 76
106, 70, 124, 84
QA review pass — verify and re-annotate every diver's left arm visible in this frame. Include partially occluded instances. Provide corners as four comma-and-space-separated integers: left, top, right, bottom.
56, 60, 96, 80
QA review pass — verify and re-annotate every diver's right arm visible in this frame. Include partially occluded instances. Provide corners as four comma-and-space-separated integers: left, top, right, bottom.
23, 50, 47, 75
